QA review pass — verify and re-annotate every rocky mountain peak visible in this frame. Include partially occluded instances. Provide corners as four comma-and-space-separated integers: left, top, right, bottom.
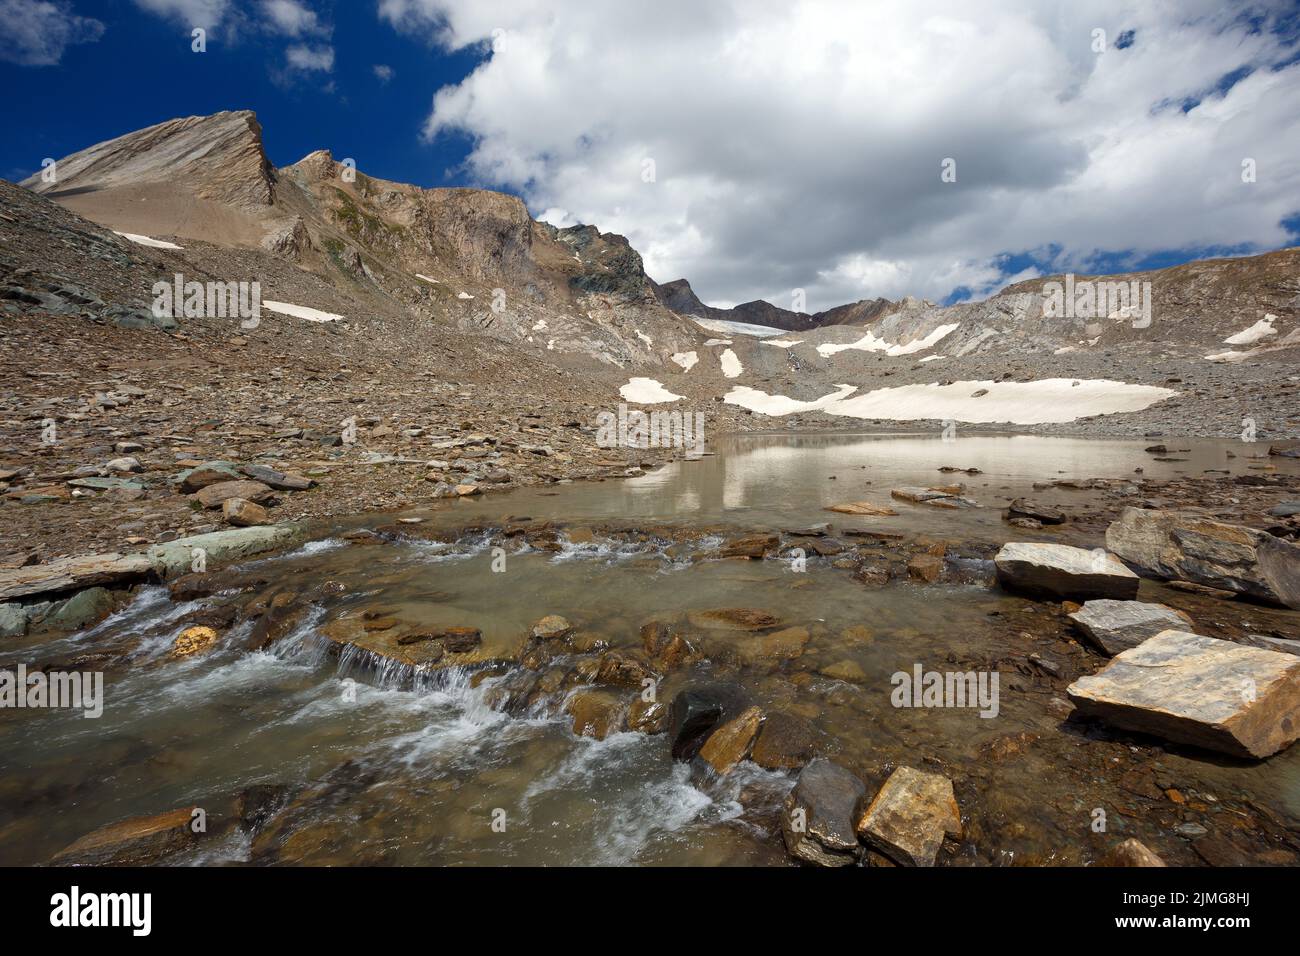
22, 109, 275, 210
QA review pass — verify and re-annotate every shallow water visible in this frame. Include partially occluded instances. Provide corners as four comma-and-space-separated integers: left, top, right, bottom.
1, 433, 1297, 866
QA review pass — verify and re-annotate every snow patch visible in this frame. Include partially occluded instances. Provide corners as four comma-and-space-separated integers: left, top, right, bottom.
1205, 350, 1248, 363
817, 322, 959, 358
416, 274, 440, 284
692, 317, 788, 338
725, 378, 1174, 424
671, 351, 698, 371
724, 384, 858, 416
703, 338, 732, 347
262, 301, 344, 323
719, 348, 744, 378
457, 292, 474, 300
636, 330, 653, 346
115, 231, 183, 250
619, 378, 683, 404
918, 354, 945, 363
1224, 315, 1277, 346
823, 379, 1176, 425
761, 338, 804, 347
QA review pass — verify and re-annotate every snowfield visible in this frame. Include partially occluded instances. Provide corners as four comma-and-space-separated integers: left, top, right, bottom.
262, 301, 344, 323
724, 378, 1176, 424
1224, 315, 1277, 345
817, 322, 959, 358
115, 232, 183, 249
724, 384, 858, 416
692, 317, 788, 338
619, 377, 683, 403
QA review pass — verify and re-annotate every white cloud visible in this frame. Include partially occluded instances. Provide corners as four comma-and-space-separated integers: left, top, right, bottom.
132, 0, 229, 31
285, 42, 333, 72
384, 0, 1300, 309
0, 0, 104, 66
261, 0, 323, 37
373, 63, 394, 82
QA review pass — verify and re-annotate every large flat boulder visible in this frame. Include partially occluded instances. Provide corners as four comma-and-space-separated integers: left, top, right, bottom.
1105, 507, 1291, 605
995, 542, 1138, 601
0, 552, 152, 601
1068, 599, 1194, 656
147, 525, 302, 576
1067, 630, 1300, 759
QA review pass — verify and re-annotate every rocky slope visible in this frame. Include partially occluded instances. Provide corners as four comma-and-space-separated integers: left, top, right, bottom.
3, 109, 1300, 559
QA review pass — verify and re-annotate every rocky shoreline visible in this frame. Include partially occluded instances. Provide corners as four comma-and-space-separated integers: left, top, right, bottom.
7, 479, 1298, 867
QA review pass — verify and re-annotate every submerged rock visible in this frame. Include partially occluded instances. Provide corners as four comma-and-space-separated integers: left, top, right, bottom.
173, 625, 219, 657
530, 615, 574, 641
51, 806, 202, 865
750, 711, 821, 770
855, 766, 962, 867
826, 501, 897, 516
686, 607, 781, 630
1005, 498, 1067, 525
781, 758, 864, 867
1105, 507, 1293, 605
1068, 599, 1194, 656
995, 542, 1139, 601
1067, 630, 1300, 759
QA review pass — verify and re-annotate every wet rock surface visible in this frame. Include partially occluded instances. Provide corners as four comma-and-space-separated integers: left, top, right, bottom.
1068, 599, 1195, 656
781, 758, 865, 867
995, 542, 1139, 601
1068, 630, 1300, 759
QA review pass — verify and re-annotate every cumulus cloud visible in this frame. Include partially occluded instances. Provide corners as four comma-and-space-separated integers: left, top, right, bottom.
284, 42, 332, 72
261, 0, 323, 37
132, 0, 229, 31
0, 0, 105, 66
383, 0, 1300, 310
373, 63, 394, 83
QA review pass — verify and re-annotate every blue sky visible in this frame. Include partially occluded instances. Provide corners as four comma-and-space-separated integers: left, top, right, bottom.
2, 1, 1298, 311
0, 1, 486, 189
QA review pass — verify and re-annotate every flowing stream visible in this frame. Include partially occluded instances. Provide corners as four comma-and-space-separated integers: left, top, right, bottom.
2, 433, 1297, 866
